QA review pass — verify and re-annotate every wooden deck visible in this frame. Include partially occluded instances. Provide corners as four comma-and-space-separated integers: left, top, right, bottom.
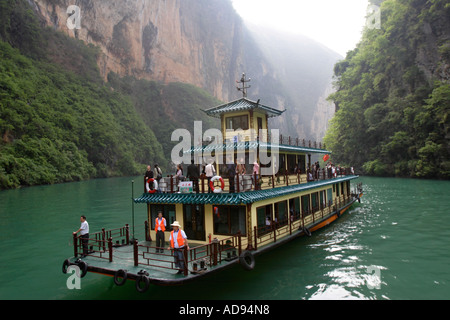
67, 238, 242, 286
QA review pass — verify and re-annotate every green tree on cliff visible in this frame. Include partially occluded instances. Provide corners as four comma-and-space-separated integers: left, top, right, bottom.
325, 0, 450, 179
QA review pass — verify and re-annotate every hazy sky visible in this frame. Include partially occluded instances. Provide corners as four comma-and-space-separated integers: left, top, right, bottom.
231, 0, 370, 57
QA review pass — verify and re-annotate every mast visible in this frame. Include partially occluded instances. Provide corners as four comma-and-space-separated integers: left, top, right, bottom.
236, 73, 251, 98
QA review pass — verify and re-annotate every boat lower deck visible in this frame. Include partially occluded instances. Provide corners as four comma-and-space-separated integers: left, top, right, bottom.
64, 191, 362, 289
75, 242, 234, 283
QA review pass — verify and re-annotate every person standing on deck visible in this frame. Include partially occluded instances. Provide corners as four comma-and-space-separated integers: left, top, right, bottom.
168, 221, 189, 274
144, 165, 154, 192
145, 165, 154, 180
205, 160, 216, 193
73, 215, 89, 258
154, 164, 163, 185
227, 160, 236, 193
155, 211, 166, 253
187, 160, 200, 193
253, 160, 260, 188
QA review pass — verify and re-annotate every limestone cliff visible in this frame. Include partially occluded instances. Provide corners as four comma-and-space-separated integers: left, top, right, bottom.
30, 0, 341, 140
31, 0, 252, 100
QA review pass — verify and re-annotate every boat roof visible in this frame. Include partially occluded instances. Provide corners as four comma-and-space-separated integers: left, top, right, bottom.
204, 98, 286, 118
183, 141, 331, 155
134, 175, 358, 205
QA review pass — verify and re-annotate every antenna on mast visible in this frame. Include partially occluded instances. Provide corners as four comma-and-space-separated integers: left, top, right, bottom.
236, 73, 251, 98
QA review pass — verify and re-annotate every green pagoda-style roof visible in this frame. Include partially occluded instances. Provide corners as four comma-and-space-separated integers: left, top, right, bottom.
204, 98, 286, 118
134, 175, 358, 205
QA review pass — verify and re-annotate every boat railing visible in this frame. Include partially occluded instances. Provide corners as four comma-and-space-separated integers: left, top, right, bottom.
132, 233, 245, 276
254, 218, 304, 250
133, 242, 182, 273
146, 167, 356, 194
72, 225, 130, 261
253, 193, 355, 250
272, 134, 326, 150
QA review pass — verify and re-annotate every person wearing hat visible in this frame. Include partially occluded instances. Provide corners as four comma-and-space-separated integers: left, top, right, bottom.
168, 221, 189, 274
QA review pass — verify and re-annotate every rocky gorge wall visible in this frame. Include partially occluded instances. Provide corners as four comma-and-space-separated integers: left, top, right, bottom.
29, 0, 341, 141
31, 0, 253, 101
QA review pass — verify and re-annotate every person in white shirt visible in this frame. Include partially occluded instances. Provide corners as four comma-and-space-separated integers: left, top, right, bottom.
73, 215, 89, 258
205, 161, 216, 193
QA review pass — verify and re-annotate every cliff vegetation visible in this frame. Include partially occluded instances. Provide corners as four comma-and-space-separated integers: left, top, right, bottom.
325, 0, 450, 179
0, 0, 219, 189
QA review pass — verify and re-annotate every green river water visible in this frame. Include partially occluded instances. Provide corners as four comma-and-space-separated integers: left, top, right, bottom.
0, 176, 449, 300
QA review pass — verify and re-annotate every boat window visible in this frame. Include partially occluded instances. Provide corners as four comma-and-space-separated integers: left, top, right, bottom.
311, 192, 319, 212
183, 205, 206, 241
225, 115, 249, 130
327, 188, 333, 206
257, 207, 266, 229
301, 195, 311, 216
298, 155, 306, 173
213, 206, 246, 236
274, 200, 288, 226
278, 154, 286, 175
289, 197, 301, 221
319, 190, 326, 209
287, 154, 297, 174
150, 204, 176, 231
257, 204, 273, 230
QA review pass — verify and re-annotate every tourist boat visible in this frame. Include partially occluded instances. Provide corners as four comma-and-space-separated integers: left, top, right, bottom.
62, 75, 363, 292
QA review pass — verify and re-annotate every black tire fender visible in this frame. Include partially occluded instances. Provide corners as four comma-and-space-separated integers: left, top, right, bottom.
239, 250, 255, 271
303, 227, 312, 237
62, 259, 71, 274
77, 260, 88, 278
135, 275, 150, 293
114, 269, 128, 286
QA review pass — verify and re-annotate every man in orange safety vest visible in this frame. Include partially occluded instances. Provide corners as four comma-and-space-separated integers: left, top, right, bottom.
168, 221, 189, 274
155, 211, 166, 253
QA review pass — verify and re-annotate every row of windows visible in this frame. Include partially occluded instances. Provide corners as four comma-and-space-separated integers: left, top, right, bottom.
257, 182, 350, 229
149, 182, 348, 237
149, 204, 246, 237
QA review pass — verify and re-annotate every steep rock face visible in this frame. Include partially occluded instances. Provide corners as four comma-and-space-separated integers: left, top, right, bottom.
416, 20, 450, 84
31, 0, 248, 101
30, 0, 340, 140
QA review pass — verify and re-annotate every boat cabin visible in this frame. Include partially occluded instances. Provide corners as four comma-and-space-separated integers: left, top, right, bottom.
136, 77, 358, 249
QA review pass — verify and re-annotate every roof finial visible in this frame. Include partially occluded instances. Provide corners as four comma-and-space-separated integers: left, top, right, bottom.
236, 73, 251, 98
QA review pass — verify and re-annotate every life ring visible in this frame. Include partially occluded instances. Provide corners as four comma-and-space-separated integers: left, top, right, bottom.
239, 251, 255, 271
62, 259, 71, 274
209, 176, 225, 193
114, 269, 128, 286
76, 260, 88, 278
303, 227, 312, 237
146, 178, 158, 194
135, 275, 150, 293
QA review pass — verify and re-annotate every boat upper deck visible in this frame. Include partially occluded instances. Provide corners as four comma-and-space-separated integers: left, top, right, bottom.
136, 175, 359, 205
